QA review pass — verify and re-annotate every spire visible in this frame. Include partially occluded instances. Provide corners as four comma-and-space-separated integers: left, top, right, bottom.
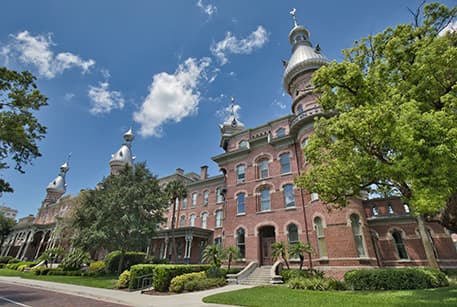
290, 8, 298, 27
219, 96, 245, 150
43, 158, 70, 206
110, 128, 136, 174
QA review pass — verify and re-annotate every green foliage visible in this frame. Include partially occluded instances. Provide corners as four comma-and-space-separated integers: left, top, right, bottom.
169, 271, 206, 293
221, 246, 240, 270
38, 247, 65, 263
7, 257, 20, 264
117, 270, 131, 289
271, 241, 289, 269
0, 214, 16, 246
128, 264, 156, 289
89, 261, 106, 275
202, 244, 222, 267
206, 266, 226, 278
0, 256, 15, 264
31, 266, 51, 275
71, 163, 165, 272
152, 264, 211, 292
288, 242, 313, 270
169, 271, 225, 293
104, 250, 146, 273
295, 2, 457, 231
287, 277, 346, 291
0, 67, 48, 194
5, 261, 37, 271
280, 269, 325, 282
164, 180, 187, 263
59, 249, 90, 271
344, 268, 449, 290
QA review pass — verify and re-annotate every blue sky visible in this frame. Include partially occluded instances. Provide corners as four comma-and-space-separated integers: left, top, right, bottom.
1, 0, 455, 218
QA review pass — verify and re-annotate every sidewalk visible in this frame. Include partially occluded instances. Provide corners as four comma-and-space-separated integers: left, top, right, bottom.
0, 276, 251, 307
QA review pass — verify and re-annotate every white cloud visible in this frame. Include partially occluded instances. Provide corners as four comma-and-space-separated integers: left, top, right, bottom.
216, 100, 242, 123
133, 57, 211, 137
100, 68, 111, 79
88, 82, 125, 114
64, 93, 75, 101
439, 20, 457, 36
1, 31, 95, 78
210, 26, 269, 65
197, 0, 217, 17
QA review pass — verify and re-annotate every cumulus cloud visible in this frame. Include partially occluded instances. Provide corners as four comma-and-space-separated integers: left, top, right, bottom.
88, 82, 125, 114
197, 0, 217, 17
439, 20, 457, 36
1, 31, 95, 78
133, 57, 211, 137
210, 26, 269, 65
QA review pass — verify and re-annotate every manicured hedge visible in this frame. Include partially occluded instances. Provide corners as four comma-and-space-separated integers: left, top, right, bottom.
287, 277, 346, 291
104, 251, 146, 273
153, 264, 211, 292
280, 269, 324, 282
344, 268, 449, 290
5, 261, 37, 270
0, 256, 16, 264
169, 272, 226, 293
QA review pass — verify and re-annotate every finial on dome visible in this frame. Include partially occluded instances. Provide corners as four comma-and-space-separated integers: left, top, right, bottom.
123, 128, 134, 143
290, 8, 298, 27
60, 153, 71, 174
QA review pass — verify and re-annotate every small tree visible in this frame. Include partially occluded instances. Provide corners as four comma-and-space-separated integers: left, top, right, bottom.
288, 242, 314, 270
271, 241, 289, 269
202, 244, 222, 267
164, 180, 187, 263
0, 213, 16, 247
38, 247, 65, 265
222, 246, 240, 270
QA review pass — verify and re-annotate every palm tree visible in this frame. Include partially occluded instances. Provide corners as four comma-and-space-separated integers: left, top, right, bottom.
271, 241, 290, 269
222, 246, 240, 270
288, 242, 314, 270
164, 180, 187, 263
202, 244, 222, 267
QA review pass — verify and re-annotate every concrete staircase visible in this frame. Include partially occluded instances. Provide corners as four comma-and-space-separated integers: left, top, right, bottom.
239, 266, 272, 285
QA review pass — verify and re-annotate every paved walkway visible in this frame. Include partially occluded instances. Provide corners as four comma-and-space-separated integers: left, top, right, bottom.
0, 276, 251, 307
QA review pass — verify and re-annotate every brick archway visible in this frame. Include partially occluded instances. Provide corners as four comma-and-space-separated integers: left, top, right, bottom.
258, 225, 275, 266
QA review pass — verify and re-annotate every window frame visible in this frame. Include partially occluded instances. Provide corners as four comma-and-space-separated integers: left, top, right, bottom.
237, 192, 246, 214
283, 184, 295, 208
279, 153, 291, 174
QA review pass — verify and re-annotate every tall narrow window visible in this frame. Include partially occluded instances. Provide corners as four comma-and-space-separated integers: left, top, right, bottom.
216, 187, 224, 203
175, 198, 179, 210
314, 217, 327, 257
258, 159, 269, 178
214, 237, 222, 246
350, 214, 366, 257
237, 228, 246, 258
201, 212, 208, 229
392, 230, 408, 259
403, 203, 410, 214
260, 188, 271, 211
283, 184, 295, 207
189, 214, 196, 227
310, 192, 319, 202
287, 224, 299, 245
388, 204, 394, 214
236, 164, 245, 183
182, 197, 187, 209
215, 210, 223, 227
237, 192, 246, 214
203, 190, 209, 206
372, 206, 379, 216
279, 153, 291, 174
179, 215, 186, 227
191, 193, 197, 207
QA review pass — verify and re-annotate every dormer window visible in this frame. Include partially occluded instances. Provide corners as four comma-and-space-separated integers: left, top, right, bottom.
239, 140, 249, 149
276, 128, 286, 137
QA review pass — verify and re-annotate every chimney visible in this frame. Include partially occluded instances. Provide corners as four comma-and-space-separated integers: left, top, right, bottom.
200, 165, 208, 179
176, 168, 184, 175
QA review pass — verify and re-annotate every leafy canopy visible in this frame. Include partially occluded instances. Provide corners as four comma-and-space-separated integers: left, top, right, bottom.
0, 67, 47, 194
296, 3, 457, 228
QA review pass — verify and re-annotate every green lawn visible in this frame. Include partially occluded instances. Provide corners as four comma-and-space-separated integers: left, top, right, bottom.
0, 269, 118, 289
203, 285, 457, 307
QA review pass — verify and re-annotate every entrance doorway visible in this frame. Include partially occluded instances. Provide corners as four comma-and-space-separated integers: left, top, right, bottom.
259, 226, 275, 265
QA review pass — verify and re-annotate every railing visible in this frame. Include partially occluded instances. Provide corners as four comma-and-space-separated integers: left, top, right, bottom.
135, 273, 153, 291
290, 107, 323, 127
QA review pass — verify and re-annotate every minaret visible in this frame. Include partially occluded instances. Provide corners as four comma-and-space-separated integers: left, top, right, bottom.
283, 8, 329, 117
219, 97, 245, 151
43, 159, 70, 207
110, 128, 136, 175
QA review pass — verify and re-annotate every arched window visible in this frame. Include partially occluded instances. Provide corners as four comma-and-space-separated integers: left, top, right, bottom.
287, 223, 299, 244
257, 159, 269, 178
216, 187, 224, 203
182, 197, 187, 209
239, 140, 249, 149
179, 215, 186, 227
314, 217, 327, 258
372, 206, 379, 216
283, 184, 295, 208
350, 214, 366, 257
215, 210, 223, 227
189, 214, 196, 227
392, 230, 408, 259
260, 187, 271, 211
201, 212, 208, 229
236, 228, 246, 258
203, 190, 209, 206
236, 164, 245, 183
237, 192, 246, 214
191, 193, 197, 207
388, 204, 394, 214
403, 203, 410, 214
279, 153, 291, 174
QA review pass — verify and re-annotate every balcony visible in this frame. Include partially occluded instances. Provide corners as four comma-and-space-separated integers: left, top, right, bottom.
289, 106, 323, 130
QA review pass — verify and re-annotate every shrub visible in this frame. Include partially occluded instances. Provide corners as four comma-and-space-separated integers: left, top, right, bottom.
280, 269, 324, 282
153, 264, 211, 292
0, 264, 4, 269
128, 264, 157, 289
89, 261, 106, 275
169, 272, 226, 293
117, 270, 131, 289
170, 272, 206, 293
31, 266, 51, 275
206, 266, 226, 278
344, 268, 449, 290
104, 251, 146, 273
287, 277, 345, 291
5, 261, 37, 270
7, 258, 20, 264
0, 256, 14, 264
59, 249, 90, 271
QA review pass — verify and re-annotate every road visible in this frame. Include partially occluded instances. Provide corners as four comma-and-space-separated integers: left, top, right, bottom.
0, 282, 128, 307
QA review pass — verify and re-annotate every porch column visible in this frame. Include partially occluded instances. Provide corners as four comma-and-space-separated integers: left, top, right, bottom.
34, 234, 46, 260
15, 233, 25, 259
163, 237, 169, 260
5, 232, 18, 256
185, 234, 193, 263
20, 232, 34, 261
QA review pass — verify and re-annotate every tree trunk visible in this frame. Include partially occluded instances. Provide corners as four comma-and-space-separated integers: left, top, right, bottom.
170, 199, 177, 263
299, 255, 304, 270
228, 254, 232, 270
440, 192, 457, 232
118, 250, 126, 274
416, 216, 439, 269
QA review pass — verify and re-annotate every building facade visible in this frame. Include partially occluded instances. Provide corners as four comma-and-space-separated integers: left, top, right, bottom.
0, 205, 18, 220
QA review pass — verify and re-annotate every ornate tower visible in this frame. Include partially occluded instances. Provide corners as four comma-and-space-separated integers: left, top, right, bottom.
219, 97, 245, 151
110, 128, 136, 175
283, 8, 329, 130
43, 160, 70, 207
